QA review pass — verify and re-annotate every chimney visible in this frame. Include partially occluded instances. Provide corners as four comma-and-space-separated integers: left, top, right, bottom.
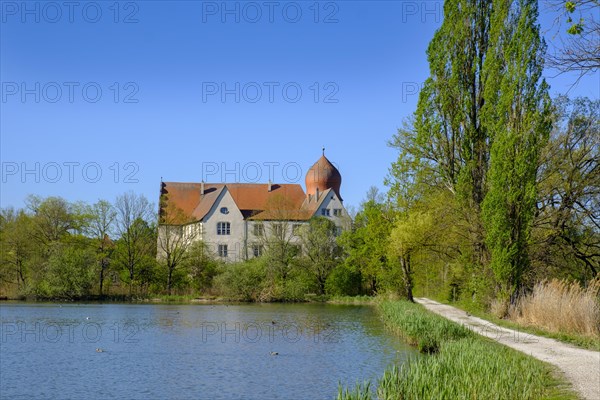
200, 181, 205, 195
268, 180, 272, 192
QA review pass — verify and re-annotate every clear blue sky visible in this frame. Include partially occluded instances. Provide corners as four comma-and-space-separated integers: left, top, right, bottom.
1, 1, 598, 212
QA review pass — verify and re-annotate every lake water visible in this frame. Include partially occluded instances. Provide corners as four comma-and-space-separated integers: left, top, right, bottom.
0, 302, 415, 399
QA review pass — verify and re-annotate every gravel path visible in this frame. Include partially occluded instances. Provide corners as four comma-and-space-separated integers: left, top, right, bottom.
415, 297, 600, 400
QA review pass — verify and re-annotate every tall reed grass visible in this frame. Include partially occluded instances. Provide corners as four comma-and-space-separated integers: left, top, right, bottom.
337, 300, 576, 400
510, 279, 600, 337
378, 300, 473, 353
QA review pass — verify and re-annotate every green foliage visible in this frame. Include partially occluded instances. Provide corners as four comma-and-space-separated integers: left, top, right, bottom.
325, 263, 363, 296
389, 210, 438, 301
387, 0, 562, 307
214, 258, 267, 301
38, 243, 97, 299
298, 216, 342, 294
183, 241, 220, 293
565, 1, 576, 13
481, 0, 551, 300
339, 199, 396, 294
531, 96, 600, 282
566, 21, 584, 35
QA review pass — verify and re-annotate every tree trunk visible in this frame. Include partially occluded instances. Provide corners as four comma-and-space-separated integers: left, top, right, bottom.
401, 255, 414, 302
167, 267, 173, 296
99, 263, 104, 296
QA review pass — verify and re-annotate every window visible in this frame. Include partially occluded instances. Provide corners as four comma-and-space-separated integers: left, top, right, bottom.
217, 222, 230, 235
252, 244, 263, 257
292, 224, 302, 236
220, 207, 229, 214
272, 223, 283, 237
253, 223, 264, 236
218, 244, 228, 257
335, 226, 343, 237
321, 208, 330, 216
333, 209, 342, 217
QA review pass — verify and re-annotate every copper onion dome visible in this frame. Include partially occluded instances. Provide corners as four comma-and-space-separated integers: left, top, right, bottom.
305, 149, 342, 200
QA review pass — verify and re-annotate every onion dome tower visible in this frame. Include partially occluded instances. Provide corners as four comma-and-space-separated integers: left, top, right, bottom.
305, 148, 342, 201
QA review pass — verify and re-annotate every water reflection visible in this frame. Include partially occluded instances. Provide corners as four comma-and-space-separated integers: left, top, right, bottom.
1, 303, 415, 399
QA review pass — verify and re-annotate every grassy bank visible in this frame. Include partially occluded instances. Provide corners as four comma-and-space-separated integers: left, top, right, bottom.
326, 295, 376, 305
338, 300, 577, 400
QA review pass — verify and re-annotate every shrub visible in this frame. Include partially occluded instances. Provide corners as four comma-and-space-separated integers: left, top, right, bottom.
213, 258, 266, 301
326, 264, 362, 296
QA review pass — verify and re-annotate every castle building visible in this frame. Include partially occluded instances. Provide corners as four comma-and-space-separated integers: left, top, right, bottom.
158, 151, 349, 262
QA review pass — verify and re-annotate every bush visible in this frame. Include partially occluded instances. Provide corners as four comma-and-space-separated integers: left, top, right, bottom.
213, 258, 267, 301
37, 244, 96, 299
326, 264, 362, 296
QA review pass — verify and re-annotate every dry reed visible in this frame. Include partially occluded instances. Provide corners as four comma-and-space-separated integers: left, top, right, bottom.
510, 279, 600, 337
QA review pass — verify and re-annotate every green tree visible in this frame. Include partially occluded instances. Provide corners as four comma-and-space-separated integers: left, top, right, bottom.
86, 200, 116, 295
531, 96, 599, 281
258, 195, 301, 287
0, 208, 35, 293
388, 0, 495, 266
25, 195, 80, 246
389, 211, 437, 302
298, 217, 341, 295
183, 241, 219, 293
339, 196, 395, 294
157, 193, 198, 295
114, 192, 156, 295
481, 0, 552, 301
39, 241, 97, 299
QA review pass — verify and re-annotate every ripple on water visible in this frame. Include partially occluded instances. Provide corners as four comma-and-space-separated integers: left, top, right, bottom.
0, 303, 416, 399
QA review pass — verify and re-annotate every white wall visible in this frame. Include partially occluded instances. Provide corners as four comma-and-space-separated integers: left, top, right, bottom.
203, 188, 245, 262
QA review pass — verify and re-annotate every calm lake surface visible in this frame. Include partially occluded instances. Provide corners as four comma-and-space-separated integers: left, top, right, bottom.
0, 302, 416, 399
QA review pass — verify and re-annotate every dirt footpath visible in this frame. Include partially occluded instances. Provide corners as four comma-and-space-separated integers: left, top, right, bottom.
415, 298, 600, 400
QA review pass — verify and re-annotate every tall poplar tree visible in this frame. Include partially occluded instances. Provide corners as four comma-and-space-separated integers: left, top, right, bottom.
481, 0, 551, 301
389, 0, 494, 265
389, 0, 551, 301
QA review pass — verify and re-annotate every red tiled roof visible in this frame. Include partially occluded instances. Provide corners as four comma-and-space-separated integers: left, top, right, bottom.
160, 182, 311, 222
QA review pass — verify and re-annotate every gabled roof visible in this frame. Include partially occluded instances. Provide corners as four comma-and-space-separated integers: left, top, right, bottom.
301, 188, 333, 215
160, 182, 311, 222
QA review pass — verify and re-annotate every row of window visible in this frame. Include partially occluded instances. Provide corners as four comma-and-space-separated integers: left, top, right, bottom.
218, 222, 342, 237
217, 244, 301, 258
321, 208, 343, 217
217, 244, 310, 257
219, 244, 260, 258
217, 222, 306, 236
